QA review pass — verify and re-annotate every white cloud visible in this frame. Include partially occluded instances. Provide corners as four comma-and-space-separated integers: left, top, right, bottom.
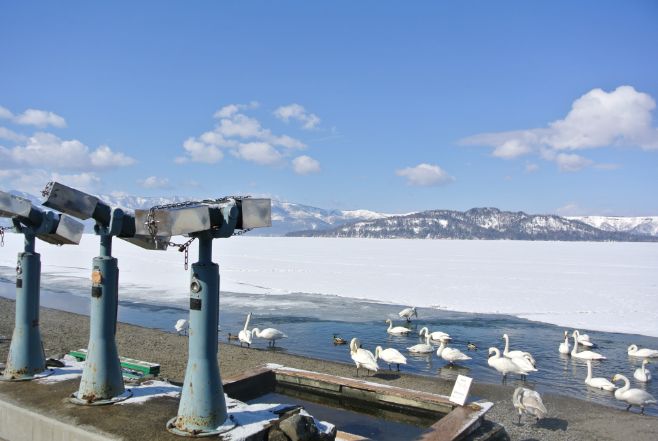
90, 145, 136, 168
0, 132, 135, 171
0, 126, 27, 142
461, 85, 658, 169
235, 142, 282, 165
14, 108, 67, 128
274, 104, 321, 130
176, 137, 223, 164
0, 106, 13, 119
138, 176, 171, 189
554, 153, 592, 172
292, 155, 321, 175
179, 103, 309, 167
396, 163, 455, 186
0, 168, 100, 195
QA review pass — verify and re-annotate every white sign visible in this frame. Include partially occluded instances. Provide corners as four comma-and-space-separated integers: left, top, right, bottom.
449, 374, 473, 406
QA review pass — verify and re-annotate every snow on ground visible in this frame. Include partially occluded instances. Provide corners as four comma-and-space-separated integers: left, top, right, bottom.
1, 234, 657, 337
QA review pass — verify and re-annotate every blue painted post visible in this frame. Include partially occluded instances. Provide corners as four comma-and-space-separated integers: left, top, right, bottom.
1, 233, 48, 381
71, 234, 130, 405
167, 237, 234, 436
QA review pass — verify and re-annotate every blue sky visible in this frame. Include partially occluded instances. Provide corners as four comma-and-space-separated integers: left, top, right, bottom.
1, 1, 657, 215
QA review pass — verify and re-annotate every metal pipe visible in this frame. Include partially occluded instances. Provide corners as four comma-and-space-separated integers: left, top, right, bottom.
100, 234, 112, 258
167, 237, 234, 436
1, 238, 46, 380
71, 234, 130, 405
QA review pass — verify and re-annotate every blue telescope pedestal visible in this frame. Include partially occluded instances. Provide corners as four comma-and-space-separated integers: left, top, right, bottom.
0, 191, 83, 381
133, 198, 271, 436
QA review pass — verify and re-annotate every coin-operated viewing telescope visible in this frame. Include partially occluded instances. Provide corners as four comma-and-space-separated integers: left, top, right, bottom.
133, 197, 271, 437
42, 181, 170, 405
0, 191, 83, 381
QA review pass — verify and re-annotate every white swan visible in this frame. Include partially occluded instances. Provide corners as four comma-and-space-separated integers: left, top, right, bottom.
375, 346, 407, 371
503, 334, 536, 366
407, 334, 434, 354
238, 312, 252, 347
575, 330, 594, 347
627, 344, 658, 359
398, 306, 417, 322
350, 338, 378, 376
436, 341, 471, 364
174, 319, 189, 336
634, 359, 652, 383
251, 327, 287, 347
612, 374, 657, 414
488, 347, 533, 383
584, 360, 616, 391
571, 331, 606, 360
558, 331, 571, 355
419, 326, 451, 343
385, 319, 412, 336
512, 387, 547, 424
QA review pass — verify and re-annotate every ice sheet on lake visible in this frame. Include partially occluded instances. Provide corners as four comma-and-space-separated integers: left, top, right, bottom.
1, 234, 656, 336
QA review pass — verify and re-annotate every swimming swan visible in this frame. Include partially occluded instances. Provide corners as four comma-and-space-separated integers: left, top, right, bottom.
585, 360, 616, 391
571, 331, 606, 360
419, 327, 451, 343
627, 344, 658, 359
488, 347, 533, 383
398, 306, 418, 322
407, 334, 434, 354
238, 312, 252, 347
436, 341, 471, 364
558, 331, 571, 354
612, 374, 657, 414
634, 359, 652, 383
512, 387, 547, 424
386, 319, 412, 335
350, 338, 378, 376
375, 346, 407, 371
503, 334, 536, 366
251, 327, 287, 347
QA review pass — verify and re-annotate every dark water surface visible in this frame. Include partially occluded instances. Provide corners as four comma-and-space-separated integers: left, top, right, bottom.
1, 272, 657, 417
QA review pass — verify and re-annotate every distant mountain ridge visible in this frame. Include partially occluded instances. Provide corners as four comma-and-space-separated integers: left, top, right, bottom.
2, 190, 657, 241
286, 207, 658, 242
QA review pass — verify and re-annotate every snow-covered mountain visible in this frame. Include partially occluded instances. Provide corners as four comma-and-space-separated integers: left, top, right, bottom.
568, 216, 658, 237
2, 189, 656, 241
0, 190, 393, 235
288, 207, 658, 242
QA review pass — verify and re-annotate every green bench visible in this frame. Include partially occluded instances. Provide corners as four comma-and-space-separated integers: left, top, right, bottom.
68, 349, 160, 379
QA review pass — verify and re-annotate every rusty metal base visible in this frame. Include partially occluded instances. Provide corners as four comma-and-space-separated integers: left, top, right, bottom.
69, 389, 133, 406
165, 416, 236, 438
0, 368, 54, 382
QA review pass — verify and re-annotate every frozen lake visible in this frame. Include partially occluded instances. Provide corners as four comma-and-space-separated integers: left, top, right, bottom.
0, 234, 656, 337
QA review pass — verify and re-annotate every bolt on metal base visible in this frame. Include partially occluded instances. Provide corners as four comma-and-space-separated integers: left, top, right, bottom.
166, 416, 236, 438
69, 389, 132, 406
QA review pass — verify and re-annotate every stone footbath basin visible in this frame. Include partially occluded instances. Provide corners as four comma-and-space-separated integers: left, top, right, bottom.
222, 364, 498, 440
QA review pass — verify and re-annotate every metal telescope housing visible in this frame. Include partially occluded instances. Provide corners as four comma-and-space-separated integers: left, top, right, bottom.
0, 191, 84, 245
0, 190, 84, 382
41, 181, 169, 250
134, 197, 271, 239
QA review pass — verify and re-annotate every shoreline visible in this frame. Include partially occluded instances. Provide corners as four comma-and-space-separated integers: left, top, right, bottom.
1, 297, 657, 440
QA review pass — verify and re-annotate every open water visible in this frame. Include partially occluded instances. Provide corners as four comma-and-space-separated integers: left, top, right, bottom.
1, 271, 657, 417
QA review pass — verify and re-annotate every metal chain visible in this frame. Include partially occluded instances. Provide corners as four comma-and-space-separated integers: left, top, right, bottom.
167, 237, 196, 270
41, 181, 55, 198
0, 226, 6, 247
143, 196, 253, 269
